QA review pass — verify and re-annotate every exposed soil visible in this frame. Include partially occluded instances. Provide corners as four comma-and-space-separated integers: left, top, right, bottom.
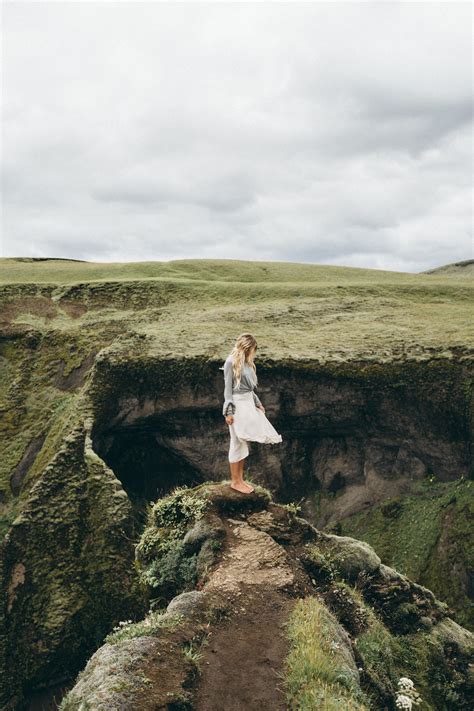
10, 433, 47, 496
193, 583, 297, 711
1, 296, 58, 323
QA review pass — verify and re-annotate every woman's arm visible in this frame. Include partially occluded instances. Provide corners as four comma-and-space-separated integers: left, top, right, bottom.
252, 391, 263, 408
222, 359, 236, 416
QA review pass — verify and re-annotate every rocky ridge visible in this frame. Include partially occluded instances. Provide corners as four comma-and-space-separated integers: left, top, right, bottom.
58, 483, 473, 711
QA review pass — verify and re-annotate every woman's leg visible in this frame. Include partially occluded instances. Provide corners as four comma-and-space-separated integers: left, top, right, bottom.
228, 426, 253, 492
238, 458, 254, 492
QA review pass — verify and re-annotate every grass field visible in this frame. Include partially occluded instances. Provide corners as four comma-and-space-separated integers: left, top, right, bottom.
1, 256, 473, 285
0, 257, 472, 362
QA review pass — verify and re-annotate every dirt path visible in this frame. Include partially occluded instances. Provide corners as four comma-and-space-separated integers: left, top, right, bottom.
193, 516, 311, 710
193, 584, 296, 710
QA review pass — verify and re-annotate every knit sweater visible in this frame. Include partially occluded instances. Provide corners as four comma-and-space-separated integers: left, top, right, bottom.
220, 356, 262, 416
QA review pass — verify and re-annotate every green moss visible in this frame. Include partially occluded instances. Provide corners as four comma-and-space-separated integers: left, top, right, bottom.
0, 429, 147, 707
0, 259, 472, 707
337, 479, 474, 628
355, 601, 472, 710
0, 498, 20, 540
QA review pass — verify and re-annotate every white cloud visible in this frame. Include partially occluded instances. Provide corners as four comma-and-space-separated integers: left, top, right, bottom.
1, 1, 472, 271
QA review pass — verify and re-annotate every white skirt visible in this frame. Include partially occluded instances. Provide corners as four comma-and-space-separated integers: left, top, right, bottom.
227, 391, 283, 462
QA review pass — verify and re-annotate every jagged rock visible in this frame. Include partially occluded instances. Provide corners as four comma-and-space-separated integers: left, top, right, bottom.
1, 262, 472, 709
431, 617, 474, 659
247, 505, 318, 545
359, 563, 448, 633
58, 635, 197, 711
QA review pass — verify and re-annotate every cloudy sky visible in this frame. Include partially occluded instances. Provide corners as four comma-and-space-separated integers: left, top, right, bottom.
2, 1, 472, 272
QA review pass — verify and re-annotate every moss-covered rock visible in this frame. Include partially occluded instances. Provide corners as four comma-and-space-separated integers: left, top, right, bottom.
315, 533, 382, 581
336, 479, 474, 630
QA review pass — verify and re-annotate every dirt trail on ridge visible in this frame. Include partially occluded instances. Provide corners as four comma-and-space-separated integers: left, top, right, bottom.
193, 516, 311, 710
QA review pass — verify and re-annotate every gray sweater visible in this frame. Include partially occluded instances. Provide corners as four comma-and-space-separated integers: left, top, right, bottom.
220, 356, 262, 416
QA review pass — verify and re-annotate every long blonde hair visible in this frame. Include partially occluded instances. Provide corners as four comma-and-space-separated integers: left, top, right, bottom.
228, 333, 258, 389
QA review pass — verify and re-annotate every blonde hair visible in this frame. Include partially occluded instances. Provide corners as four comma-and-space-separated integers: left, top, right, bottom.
228, 333, 258, 389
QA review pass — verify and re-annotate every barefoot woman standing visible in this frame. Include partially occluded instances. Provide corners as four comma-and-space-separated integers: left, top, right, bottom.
220, 333, 283, 494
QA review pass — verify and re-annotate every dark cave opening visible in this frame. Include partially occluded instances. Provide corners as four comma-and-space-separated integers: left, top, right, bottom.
91, 408, 214, 529
99, 427, 204, 503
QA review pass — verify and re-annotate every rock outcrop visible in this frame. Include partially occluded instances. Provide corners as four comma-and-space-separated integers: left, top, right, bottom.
59, 483, 473, 711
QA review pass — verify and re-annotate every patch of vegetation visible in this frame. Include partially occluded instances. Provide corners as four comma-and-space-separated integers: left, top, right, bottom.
135, 486, 210, 604
281, 500, 303, 519
356, 608, 403, 698
281, 595, 370, 710
357, 612, 471, 711
1, 259, 471, 707
0, 497, 21, 540
104, 611, 185, 645
1, 258, 472, 368
336, 479, 474, 628
181, 635, 208, 672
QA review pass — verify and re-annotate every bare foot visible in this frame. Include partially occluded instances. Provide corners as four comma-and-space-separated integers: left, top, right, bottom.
242, 481, 254, 493
230, 482, 253, 494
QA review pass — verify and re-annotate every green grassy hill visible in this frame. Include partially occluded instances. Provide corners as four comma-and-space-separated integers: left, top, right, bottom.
1, 257, 472, 363
421, 258, 474, 277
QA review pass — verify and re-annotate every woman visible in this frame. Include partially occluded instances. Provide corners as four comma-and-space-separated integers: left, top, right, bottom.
220, 333, 283, 494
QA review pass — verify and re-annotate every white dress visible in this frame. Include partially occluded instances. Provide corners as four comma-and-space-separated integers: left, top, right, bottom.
221, 358, 283, 462
231, 391, 283, 445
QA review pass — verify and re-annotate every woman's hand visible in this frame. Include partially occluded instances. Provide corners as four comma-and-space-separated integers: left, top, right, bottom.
257, 404, 265, 414
225, 414, 234, 425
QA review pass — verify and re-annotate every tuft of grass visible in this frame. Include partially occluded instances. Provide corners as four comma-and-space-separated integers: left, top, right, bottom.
182, 637, 208, 669
280, 595, 369, 710
104, 610, 185, 645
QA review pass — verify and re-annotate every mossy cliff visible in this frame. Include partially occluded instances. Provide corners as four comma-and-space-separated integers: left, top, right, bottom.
333, 478, 474, 630
0, 259, 472, 707
0, 418, 148, 709
59, 483, 473, 711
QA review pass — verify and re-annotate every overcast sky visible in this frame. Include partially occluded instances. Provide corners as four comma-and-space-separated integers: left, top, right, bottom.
1, 1, 472, 272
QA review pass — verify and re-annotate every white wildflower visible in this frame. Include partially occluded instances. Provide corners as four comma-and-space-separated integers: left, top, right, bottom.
112, 619, 133, 632
395, 694, 413, 710
395, 677, 421, 709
